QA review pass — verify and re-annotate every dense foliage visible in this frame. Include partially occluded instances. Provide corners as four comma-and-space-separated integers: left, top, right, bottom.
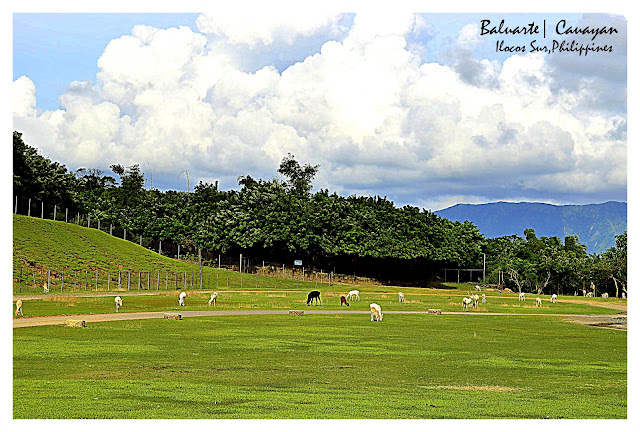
12, 132, 626, 293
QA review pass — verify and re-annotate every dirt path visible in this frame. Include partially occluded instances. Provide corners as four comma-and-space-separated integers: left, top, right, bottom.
12, 309, 626, 329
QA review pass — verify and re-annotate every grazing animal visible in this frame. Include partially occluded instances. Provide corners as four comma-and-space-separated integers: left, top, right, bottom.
462, 297, 473, 312
114, 296, 123, 312
43, 282, 49, 294
347, 290, 360, 301
307, 290, 321, 306
370, 303, 383, 322
15, 300, 23, 317
622, 292, 626, 299
481, 293, 486, 303
550, 294, 558, 303
586, 292, 593, 297
535, 297, 542, 307
472, 294, 479, 308
475, 284, 481, 291
208, 292, 218, 306
602, 293, 609, 299
518, 292, 525, 301
582, 289, 587, 296
398, 292, 405, 303
340, 296, 349, 306
178, 291, 187, 306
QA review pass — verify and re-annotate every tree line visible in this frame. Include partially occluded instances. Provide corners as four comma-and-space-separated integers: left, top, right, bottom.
12, 131, 626, 294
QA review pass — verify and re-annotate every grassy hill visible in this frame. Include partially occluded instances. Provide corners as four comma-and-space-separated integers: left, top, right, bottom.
435, 201, 627, 253
12, 214, 322, 294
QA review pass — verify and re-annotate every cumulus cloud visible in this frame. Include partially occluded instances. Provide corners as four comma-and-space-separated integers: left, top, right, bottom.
12, 12, 626, 208
13, 76, 37, 117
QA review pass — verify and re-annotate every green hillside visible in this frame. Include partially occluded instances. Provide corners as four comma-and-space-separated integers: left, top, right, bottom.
12, 214, 323, 294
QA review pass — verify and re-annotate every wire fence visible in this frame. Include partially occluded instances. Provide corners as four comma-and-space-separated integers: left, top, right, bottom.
11, 261, 351, 295
13, 196, 380, 293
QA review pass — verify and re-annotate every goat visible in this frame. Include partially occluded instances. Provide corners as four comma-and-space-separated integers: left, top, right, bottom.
481, 293, 486, 303
43, 282, 49, 294
114, 296, 123, 312
550, 294, 557, 303
178, 291, 186, 306
347, 290, 360, 301
536, 297, 542, 307
586, 292, 593, 298
462, 297, 473, 312
340, 296, 349, 306
15, 300, 23, 317
208, 292, 218, 306
370, 303, 383, 321
622, 292, 626, 299
475, 284, 482, 291
602, 293, 609, 299
307, 290, 321, 306
398, 292, 405, 303
518, 292, 525, 301
472, 294, 479, 308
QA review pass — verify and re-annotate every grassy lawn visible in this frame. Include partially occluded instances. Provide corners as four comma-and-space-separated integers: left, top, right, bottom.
12, 289, 618, 317
13, 313, 626, 419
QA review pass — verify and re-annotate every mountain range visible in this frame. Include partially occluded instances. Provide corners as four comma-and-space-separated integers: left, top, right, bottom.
435, 201, 627, 254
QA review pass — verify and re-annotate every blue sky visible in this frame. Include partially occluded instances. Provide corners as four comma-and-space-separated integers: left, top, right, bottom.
12, 12, 627, 210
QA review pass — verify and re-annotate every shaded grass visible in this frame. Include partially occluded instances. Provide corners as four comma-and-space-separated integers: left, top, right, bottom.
13, 314, 626, 419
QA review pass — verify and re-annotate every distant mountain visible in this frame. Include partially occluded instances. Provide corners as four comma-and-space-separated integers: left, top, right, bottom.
435, 201, 627, 254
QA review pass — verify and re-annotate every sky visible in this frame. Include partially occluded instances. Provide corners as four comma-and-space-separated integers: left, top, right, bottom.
12, 11, 627, 211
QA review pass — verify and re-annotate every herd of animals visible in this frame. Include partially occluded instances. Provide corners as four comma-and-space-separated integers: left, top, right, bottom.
13, 284, 610, 320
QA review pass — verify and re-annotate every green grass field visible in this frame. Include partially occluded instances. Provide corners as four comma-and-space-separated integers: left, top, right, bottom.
13, 313, 626, 419
13, 289, 618, 317
13, 213, 627, 419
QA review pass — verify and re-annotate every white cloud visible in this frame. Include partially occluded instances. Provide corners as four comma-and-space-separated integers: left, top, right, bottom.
196, 12, 343, 47
456, 23, 482, 47
13, 76, 37, 117
12, 12, 626, 207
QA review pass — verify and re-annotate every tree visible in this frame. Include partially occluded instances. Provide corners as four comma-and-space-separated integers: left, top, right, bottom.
277, 153, 319, 195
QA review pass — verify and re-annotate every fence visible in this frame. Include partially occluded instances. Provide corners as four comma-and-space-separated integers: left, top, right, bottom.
11, 261, 348, 295
13, 195, 382, 288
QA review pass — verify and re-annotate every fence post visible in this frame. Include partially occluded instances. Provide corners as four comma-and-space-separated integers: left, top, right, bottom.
184, 272, 187, 290
28, 198, 31, 217
147, 271, 150, 290
65, 208, 68, 223
41, 201, 44, 218
159, 240, 162, 254
240, 254, 242, 273
47, 269, 51, 292
138, 271, 141, 290
88, 215, 90, 227
178, 245, 181, 260
219, 254, 221, 268
33, 271, 36, 293
110, 224, 113, 235
124, 228, 126, 240
139, 235, 142, 246
118, 271, 121, 290
95, 269, 98, 291
77, 213, 80, 224
53, 205, 57, 221
127, 271, 131, 291
14, 196, 17, 214
98, 220, 100, 231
